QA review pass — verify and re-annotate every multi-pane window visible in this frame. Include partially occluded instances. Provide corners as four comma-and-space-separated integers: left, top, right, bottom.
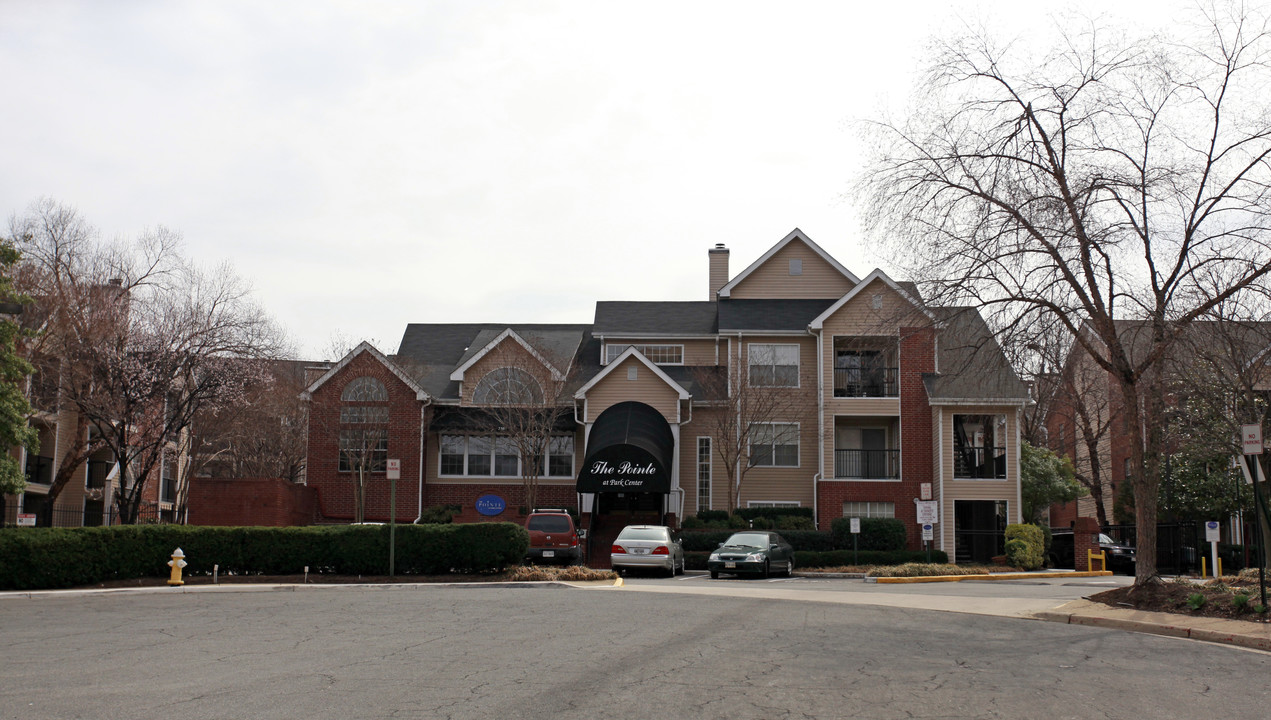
339, 429, 388, 472
440, 435, 574, 477
473, 367, 543, 404
749, 344, 799, 387
842, 501, 895, 518
697, 437, 712, 511
339, 376, 389, 473
605, 344, 684, 365
749, 423, 799, 467
748, 501, 800, 508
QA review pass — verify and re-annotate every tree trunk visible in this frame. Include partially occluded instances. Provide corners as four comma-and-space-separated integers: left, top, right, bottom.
1122, 380, 1161, 586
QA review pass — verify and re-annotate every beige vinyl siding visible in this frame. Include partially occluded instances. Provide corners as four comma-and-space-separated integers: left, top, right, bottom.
938, 404, 1021, 553
729, 240, 855, 300
826, 398, 901, 415
819, 278, 931, 337
582, 356, 682, 423
737, 336, 819, 509
737, 465, 814, 508
458, 338, 548, 405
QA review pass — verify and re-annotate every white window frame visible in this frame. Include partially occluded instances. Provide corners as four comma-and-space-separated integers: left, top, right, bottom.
748, 422, 800, 468
747, 501, 801, 508
604, 344, 685, 365
748, 343, 800, 388
842, 501, 895, 519
697, 437, 712, 512
438, 434, 574, 478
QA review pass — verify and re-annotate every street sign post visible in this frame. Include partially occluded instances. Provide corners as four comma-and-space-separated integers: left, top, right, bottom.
1205, 521, 1220, 579
1240, 425, 1268, 608
850, 517, 860, 565
387, 459, 401, 576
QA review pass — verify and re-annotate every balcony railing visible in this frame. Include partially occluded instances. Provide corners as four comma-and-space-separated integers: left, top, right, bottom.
834, 449, 900, 479
87, 460, 113, 489
954, 447, 1007, 479
23, 455, 53, 486
833, 368, 899, 398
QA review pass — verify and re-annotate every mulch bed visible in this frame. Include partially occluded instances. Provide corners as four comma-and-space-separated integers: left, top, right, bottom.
1089, 580, 1271, 624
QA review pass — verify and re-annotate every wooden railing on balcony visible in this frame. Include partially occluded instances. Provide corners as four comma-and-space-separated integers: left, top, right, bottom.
834, 449, 900, 479
833, 368, 899, 398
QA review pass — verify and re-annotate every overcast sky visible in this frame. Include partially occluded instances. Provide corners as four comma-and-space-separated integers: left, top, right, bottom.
0, 0, 1174, 359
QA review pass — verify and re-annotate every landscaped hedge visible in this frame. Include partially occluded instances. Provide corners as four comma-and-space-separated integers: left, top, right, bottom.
794, 549, 949, 567
0, 522, 529, 591
829, 517, 908, 551
679, 529, 837, 552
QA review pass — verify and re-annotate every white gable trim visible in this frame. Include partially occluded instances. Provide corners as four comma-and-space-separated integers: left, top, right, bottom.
717, 228, 860, 299
301, 341, 430, 401
808, 269, 937, 330
573, 346, 691, 400
449, 328, 566, 383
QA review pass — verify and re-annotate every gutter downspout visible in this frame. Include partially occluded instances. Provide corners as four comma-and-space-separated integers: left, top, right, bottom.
413, 401, 429, 523
812, 325, 823, 529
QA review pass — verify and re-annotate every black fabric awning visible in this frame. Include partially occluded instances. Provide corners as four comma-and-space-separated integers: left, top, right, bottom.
576, 401, 674, 494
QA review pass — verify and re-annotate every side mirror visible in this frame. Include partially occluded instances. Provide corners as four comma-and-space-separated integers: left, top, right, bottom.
770, 543, 779, 550
717, 542, 724, 548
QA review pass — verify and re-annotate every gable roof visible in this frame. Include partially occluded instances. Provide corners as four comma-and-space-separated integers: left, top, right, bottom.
448, 327, 575, 382
573, 346, 690, 400
301, 341, 430, 401
717, 299, 836, 332
923, 308, 1030, 404
717, 228, 860, 299
808, 269, 936, 330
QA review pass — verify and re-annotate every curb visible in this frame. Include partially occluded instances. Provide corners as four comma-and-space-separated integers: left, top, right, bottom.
0, 577, 627, 599
1035, 608, 1271, 652
874, 571, 1113, 584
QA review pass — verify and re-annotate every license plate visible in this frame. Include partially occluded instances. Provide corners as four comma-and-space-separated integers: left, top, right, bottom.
542, 550, 555, 558
633, 548, 650, 555
724, 561, 736, 569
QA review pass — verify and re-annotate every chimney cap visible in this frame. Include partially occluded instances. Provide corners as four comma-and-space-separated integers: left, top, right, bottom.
710, 243, 728, 252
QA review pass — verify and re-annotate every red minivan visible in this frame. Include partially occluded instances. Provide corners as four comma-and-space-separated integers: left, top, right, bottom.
524, 509, 581, 565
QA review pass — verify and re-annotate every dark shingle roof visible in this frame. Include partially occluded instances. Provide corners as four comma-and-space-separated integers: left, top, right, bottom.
593, 302, 718, 336
924, 308, 1030, 402
394, 323, 593, 399
717, 299, 837, 332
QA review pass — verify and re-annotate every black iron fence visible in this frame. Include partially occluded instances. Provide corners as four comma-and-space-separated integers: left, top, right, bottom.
5, 505, 171, 528
834, 449, 900, 479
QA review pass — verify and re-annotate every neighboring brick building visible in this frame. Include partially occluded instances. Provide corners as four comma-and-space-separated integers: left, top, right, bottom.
303, 229, 1028, 564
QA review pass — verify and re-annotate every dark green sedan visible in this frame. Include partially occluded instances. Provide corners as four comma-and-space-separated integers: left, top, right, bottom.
706, 531, 795, 578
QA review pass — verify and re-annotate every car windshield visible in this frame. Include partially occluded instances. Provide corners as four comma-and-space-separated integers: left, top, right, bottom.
528, 516, 571, 533
617, 527, 668, 541
724, 533, 769, 548
1099, 534, 1118, 545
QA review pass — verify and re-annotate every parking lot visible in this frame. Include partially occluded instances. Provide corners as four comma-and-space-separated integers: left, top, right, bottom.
4, 574, 1267, 720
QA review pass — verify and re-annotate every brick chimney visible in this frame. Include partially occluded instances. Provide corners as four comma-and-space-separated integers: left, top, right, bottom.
708, 244, 729, 301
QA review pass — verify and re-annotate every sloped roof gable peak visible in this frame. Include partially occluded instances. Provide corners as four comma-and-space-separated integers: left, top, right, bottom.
302, 341, 430, 401
717, 228, 861, 299
809, 269, 935, 330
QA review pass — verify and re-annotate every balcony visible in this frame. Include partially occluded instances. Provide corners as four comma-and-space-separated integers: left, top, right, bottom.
23, 455, 53, 486
834, 449, 900, 479
833, 367, 899, 398
87, 460, 113, 489
954, 447, 1007, 479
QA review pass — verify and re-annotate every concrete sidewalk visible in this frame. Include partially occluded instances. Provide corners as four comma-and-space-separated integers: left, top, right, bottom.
1036, 599, 1271, 652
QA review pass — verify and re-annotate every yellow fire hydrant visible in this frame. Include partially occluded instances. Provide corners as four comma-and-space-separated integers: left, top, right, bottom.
167, 548, 187, 586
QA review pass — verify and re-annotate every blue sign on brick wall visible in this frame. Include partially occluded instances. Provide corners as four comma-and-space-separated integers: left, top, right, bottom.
475, 494, 506, 516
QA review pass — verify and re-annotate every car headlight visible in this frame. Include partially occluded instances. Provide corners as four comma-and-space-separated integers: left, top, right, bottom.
709, 553, 721, 562
746, 554, 764, 562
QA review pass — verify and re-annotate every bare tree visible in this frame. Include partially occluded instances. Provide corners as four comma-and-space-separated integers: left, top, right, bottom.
862, 4, 1271, 586
690, 362, 806, 516
10, 199, 287, 524
461, 334, 578, 513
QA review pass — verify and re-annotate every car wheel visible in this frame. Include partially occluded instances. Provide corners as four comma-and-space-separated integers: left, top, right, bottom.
783, 559, 793, 577
676, 557, 684, 575
665, 561, 675, 578
710, 570, 719, 579
760, 561, 769, 579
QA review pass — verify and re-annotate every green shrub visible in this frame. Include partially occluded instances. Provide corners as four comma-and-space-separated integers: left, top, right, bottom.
0, 523, 530, 590
774, 515, 815, 531
829, 517, 907, 551
1004, 524, 1044, 570
681, 516, 704, 529
680, 529, 835, 553
695, 510, 729, 524
734, 506, 815, 522
794, 549, 948, 568
1187, 592, 1207, 610
1233, 593, 1250, 612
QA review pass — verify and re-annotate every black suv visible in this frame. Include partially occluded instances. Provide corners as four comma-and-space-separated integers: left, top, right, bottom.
1049, 530, 1136, 574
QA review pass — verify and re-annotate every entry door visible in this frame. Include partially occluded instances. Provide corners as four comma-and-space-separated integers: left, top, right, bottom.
861, 429, 886, 478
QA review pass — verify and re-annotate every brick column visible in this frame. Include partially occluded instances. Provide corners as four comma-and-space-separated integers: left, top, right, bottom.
898, 327, 936, 551
1073, 517, 1103, 571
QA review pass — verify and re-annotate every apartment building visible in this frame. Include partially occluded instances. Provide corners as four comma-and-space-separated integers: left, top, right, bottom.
303, 229, 1028, 564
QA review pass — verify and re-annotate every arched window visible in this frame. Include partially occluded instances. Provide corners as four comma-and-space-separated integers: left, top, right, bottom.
341, 376, 388, 402
473, 367, 543, 405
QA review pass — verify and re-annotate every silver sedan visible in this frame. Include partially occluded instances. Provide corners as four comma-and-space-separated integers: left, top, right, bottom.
610, 525, 685, 576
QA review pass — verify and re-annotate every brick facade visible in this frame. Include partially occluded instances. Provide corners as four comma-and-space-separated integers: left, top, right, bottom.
188, 477, 317, 526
